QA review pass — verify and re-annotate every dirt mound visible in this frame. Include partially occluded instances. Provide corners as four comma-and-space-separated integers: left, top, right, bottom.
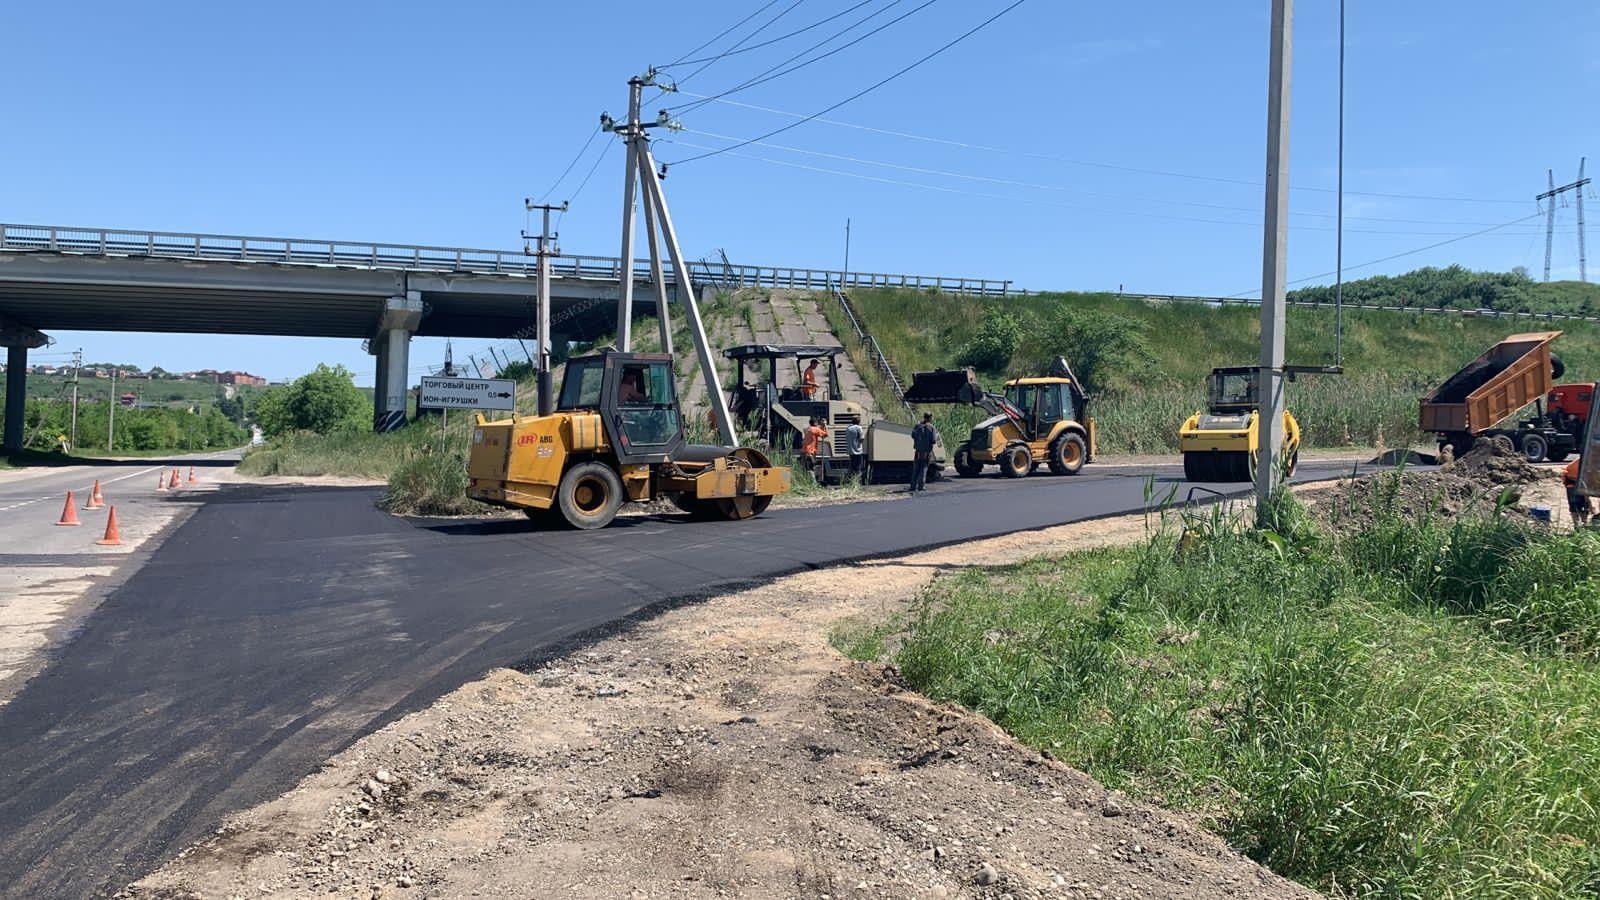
1321, 436, 1552, 529
1442, 436, 1540, 486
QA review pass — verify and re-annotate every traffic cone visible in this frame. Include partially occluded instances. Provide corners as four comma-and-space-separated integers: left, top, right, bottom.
187, 466, 197, 484
86, 480, 105, 509
157, 474, 168, 492
168, 468, 181, 490
55, 492, 82, 526
96, 506, 123, 546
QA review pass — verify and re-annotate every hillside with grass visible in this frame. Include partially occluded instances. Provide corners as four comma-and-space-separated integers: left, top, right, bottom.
837, 277, 1600, 454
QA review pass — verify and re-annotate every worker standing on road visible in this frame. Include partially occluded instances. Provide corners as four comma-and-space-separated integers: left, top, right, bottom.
1565, 456, 1591, 525
802, 359, 820, 399
800, 416, 827, 478
910, 413, 937, 493
845, 421, 866, 480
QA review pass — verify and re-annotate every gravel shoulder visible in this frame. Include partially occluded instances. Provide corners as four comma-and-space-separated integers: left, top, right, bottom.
128, 505, 1317, 899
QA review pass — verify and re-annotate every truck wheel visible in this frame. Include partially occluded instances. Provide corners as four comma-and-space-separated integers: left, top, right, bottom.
999, 444, 1032, 478
1520, 432, 1550, 464
1047, 433, 1087, 475
953, 444, 984, 478
1183, 453, 1209, 482
557, 462, 624, 529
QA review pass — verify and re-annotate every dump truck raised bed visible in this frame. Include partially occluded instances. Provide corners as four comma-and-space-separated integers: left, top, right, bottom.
1420, 331, 1573, 461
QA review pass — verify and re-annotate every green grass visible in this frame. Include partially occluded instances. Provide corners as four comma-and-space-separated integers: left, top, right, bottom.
839, 287, 1600, 453
858, 487, 1600, 897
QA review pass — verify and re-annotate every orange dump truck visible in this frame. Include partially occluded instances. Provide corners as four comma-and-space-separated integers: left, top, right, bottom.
1420, 331, 1586, 462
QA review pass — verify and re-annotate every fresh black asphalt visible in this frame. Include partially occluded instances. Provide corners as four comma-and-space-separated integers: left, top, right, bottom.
0, 461, 1373, 897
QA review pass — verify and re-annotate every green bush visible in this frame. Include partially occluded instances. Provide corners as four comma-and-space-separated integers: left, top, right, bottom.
957, 309, 1024, 372
381, 451, 485, 516
254, 364, 369, 437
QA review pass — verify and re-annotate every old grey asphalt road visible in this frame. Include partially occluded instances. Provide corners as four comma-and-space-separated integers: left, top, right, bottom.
0, 460, 1375, 897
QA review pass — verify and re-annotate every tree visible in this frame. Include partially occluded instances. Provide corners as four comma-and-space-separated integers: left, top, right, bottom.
958, 308, 1025, 372
254, 364, 370, 437
1041, 307, 1152, 394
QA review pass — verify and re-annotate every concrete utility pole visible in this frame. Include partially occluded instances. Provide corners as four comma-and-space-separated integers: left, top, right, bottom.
604, 70, 737, 446
107, 367, 117, 451
523, 200, 567, 415
614, 76, 645, 350
1255, 0, 1292, 524
70, 348, 81, 451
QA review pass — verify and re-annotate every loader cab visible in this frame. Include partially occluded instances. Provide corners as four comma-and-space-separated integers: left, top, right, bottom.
559, 351, 685, 464
1003, 378, 1077, 440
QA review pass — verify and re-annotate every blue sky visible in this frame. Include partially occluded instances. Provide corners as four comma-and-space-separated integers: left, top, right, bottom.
2, 0, 1595, 383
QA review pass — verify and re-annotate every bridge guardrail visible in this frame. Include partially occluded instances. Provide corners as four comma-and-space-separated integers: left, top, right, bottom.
4, 222, 1596, 324
0, 222, 1014, 297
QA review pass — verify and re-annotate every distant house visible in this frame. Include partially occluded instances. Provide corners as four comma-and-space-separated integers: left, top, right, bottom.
119, 392, 138, 407
216, 370, 267, 386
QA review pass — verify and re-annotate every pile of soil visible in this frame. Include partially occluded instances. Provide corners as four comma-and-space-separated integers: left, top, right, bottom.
1319, 437, 1553, 529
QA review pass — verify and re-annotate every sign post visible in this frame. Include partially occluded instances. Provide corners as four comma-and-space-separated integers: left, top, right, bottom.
418, 376, 517, 412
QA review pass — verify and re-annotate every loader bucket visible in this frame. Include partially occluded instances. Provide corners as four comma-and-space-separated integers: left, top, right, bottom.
905, 367, 982, 405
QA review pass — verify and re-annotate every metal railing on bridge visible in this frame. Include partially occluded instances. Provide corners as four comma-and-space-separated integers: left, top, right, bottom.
0, 222, 1015, 297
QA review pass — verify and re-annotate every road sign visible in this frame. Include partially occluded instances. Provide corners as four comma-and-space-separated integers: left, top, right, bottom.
419, 376, 515, 411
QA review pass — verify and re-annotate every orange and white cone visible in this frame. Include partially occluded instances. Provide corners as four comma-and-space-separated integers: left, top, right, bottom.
96, 505, 123, 546
168, 468, 181, 490
157, 474, 168, 492
56, 491, 82, 526
187, 466, 197, 484
86, 480, 105, 509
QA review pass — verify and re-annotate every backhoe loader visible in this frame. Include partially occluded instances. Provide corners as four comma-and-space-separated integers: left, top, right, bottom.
905, 357, 1096, 478
468, 350, 790, 529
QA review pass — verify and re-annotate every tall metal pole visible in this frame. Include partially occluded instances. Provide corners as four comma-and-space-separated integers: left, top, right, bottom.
1333, 0, 1344, 367
1578, 157, 1588, 284
637, 140, 737, 447
1255, 0, 1293, 524
638, 151, 675, 356
614, 77, 644, 351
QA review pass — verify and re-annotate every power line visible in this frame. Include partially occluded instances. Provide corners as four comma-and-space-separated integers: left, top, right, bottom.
663, 0, 787, 67
535, 124, 602, 203
667, 138, 1554, 237
669, 0, 1030, 167
1226, 213, 1546, 297
677, 92, 1532, 206
678, 127, 1569, 229
669, 0, 934, 118
659, 0, 805, 97
661, 0, 881, 68
557, 141, 616, 230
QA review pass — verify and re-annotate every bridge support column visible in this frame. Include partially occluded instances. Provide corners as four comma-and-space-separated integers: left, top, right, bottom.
372, 293, 423, 433
1, 319, 48, 453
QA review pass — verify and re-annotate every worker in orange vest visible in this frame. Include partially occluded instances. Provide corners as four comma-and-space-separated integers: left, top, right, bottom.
1564, 456, 1591, 525
802, 359, 820, 399
799, 416, 827, 477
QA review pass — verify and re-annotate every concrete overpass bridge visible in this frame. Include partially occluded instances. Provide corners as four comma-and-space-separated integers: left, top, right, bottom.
0, 222, 1015, 446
